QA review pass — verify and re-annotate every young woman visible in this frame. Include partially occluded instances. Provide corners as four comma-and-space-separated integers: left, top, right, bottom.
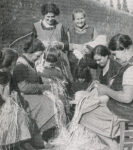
0, 48, 31, 149
92, 45, 121, 85
33, 3, 73, 82
79, 34, 133, 150
33, 3, 68, 50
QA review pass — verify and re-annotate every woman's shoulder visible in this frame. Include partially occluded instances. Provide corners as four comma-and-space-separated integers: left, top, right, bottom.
122, 65, 133, 85
14, 57, 29, 75
34, 20, 41, 26
67, 25, 75, 32
110, 58, 121, 68
86, 24, 94, 30
13, 64, 29, 80
56, 22, 67, 31
124, 65, 133, 74
85, 25, 95, 34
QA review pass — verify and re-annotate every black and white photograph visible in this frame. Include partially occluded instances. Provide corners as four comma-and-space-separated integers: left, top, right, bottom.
0, 0, 133, 149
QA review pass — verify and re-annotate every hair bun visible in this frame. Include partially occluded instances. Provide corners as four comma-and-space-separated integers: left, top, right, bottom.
41, 3, 60, 16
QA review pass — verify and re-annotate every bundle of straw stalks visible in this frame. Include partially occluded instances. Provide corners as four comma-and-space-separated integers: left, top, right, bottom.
50, 85, 108, 150
43, 78, 68, 127
0, 95, 31, 148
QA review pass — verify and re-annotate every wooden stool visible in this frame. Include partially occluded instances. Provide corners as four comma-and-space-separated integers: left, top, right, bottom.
119, 120, 133, 150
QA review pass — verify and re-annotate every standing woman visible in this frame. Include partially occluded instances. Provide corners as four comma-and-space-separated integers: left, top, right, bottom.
0, 48, 31, 149
33, 3, 73, 82
68, 9, 97, 91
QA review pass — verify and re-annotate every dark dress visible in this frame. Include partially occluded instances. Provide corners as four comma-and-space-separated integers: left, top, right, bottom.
96, 58, 122, 86
13, 55, 58, 132
108, 63, 133, 121
99, 71, 108, 85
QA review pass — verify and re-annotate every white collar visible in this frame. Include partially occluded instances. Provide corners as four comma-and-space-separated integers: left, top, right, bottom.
41, 19, 55, 28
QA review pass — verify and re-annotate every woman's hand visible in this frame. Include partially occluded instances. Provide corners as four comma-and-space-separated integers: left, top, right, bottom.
99, 95, 109, 104
52, 41, 64, 50
42, 40, 50, 48
70, 44, 84, 51
94, 82, 109, 96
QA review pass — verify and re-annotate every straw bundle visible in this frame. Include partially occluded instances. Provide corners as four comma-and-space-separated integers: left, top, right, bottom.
50, 87, 108, 150
43, 81, 67, 127
0, 96, 31, 147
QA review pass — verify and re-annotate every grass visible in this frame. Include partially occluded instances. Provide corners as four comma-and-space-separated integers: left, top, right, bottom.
0, 0, 133, 52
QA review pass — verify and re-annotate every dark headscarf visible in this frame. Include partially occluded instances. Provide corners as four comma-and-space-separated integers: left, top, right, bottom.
23, 39, 45, 53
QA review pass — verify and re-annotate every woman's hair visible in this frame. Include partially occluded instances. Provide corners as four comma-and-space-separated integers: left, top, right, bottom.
43, 47, 59, 63
0, 48, 18, 68
23, 39, 45, 53
92, 45, 111, 58
108, 33, 133, 51
72, 9, 86, 20
41, 3, 60, 16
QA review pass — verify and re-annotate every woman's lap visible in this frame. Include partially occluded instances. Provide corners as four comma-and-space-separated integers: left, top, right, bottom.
80, 104, 120, 138
23, 94, 57, 130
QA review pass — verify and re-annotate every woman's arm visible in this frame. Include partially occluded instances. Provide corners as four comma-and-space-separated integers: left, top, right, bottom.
96, 66, 133, 103
38, 68, 64, 80
18, 80, 50, 94
106, 85, 133, 103
61, 25, 69, 51
13, 64, 51, 94
31, 25, 37, 40
96, 84, 133, 103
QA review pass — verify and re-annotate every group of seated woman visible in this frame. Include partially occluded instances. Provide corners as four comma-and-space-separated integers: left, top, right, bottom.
1, 2, 133, 150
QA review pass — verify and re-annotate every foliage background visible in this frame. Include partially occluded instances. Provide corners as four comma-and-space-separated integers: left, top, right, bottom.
0, 0, 133, 53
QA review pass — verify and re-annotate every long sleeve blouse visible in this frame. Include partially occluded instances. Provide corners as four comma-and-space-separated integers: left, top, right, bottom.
13, 56, 51, 94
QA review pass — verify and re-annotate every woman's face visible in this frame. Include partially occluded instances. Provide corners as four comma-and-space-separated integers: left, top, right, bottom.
74, 12, 86, 28
94, 54, 108, 68
111, 50, 127, 65
43, 12, 56, 25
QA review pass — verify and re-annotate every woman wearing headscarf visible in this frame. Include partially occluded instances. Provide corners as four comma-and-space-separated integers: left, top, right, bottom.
13, 39, 63, 145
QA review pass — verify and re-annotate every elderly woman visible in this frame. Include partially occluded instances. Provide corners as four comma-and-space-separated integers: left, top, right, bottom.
68, 9, 97, 92
0, 48, 32, 149
32, 3, 73, 82
79, 34, 133, 150
13, 39, 62, 145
